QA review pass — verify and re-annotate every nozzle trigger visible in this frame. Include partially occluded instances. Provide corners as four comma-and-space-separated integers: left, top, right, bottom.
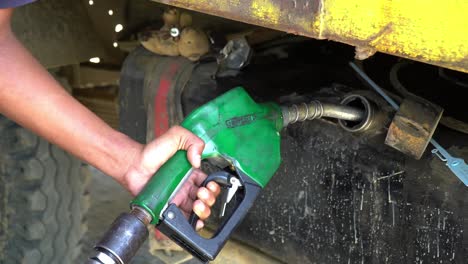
220, 177, 242, 217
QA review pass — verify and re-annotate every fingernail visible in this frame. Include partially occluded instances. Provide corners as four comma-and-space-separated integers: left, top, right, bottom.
207, 182, 217, 192
194, 201, 205, 212
198, 188, 208, 199
196, 220, 204, 231
194, 154, 201, 168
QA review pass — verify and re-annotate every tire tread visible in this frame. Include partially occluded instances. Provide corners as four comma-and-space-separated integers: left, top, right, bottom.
0, 116, 89, 264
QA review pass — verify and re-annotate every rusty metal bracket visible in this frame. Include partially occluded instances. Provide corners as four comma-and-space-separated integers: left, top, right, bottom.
385, 94, 443, 159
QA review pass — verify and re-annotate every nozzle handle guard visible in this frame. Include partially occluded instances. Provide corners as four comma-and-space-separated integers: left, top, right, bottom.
157, 169, 261, 263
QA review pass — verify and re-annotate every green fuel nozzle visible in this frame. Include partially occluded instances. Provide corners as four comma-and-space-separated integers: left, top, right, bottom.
89, 87, 366, 264
89, 87, 284, 264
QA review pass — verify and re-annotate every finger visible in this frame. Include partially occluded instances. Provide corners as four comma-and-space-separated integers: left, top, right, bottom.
197, 187, 216, 207
173, 171, 205, 203
187, 145, 203, 169
189, 169, 207, 186
189, 170, 220, 197
206, 182, 221, 197
181, 210, 190, 220
196, 220, 204, 231
193, 200, 211, 220
186, 182, 199, 201
177, 194, 194, 213
166, 126, 204, 169
170, 181, 195, 205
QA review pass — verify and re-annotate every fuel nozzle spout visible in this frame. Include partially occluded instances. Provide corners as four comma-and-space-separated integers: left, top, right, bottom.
88, 207, 152, 264
281, 100, 366, 127
281, 96, 382, 133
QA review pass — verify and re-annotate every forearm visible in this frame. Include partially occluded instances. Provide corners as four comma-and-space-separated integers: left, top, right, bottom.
0, 9, 142, 182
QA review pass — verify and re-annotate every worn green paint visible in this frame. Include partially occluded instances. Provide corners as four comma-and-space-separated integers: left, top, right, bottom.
131, 87, 283, 224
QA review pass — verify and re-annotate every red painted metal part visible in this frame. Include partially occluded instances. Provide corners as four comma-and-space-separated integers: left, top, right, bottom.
153, 61, 184, 137
152, 60, 185, 240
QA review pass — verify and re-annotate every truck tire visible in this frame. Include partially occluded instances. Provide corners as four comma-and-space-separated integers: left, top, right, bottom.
0, 116, 89, 264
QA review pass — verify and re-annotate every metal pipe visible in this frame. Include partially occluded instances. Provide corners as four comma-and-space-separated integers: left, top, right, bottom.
281, 101, 366, 127
338, 94, 375, 133
322, 103, 366, 121
88, 207, 151, 264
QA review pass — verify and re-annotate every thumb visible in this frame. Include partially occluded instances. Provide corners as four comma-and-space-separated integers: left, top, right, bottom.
140, 126, 204, 174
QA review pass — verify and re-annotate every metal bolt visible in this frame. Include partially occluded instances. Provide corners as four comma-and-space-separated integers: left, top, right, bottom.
230, 177, 236, 184
167, 211, 175, 219
170, 28, 180, 37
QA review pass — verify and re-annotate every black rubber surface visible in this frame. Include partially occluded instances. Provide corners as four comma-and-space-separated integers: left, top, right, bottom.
0, 116, 89, 264
119, 46, 151, 144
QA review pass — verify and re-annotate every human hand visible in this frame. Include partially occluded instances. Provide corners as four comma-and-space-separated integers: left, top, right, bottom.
121, 126, 220, 229
170, 168, 221, 230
